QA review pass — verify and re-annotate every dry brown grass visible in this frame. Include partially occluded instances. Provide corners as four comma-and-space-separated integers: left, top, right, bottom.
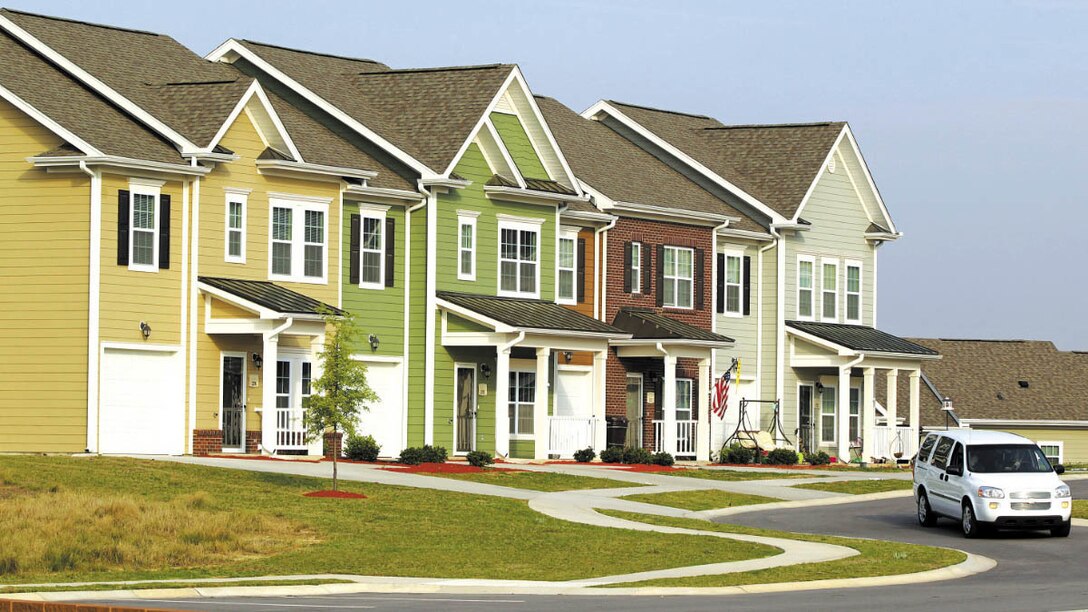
0, 484, 315, 578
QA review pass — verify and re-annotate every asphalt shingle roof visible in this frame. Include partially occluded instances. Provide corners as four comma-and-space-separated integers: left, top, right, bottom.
436, 291, 627, 335
787, 321, 939, 356
612, 308, 733, 344
199, 277, 344, 316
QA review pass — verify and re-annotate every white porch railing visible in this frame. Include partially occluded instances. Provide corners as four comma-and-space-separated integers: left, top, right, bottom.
870, 425, 917, 460
548, 416, 597, 457
652, 420, 698, 456
276, 407, 307, 451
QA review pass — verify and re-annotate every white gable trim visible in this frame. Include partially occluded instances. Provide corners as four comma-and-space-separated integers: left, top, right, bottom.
205, 39, 435, 178
480, 118, 525, 187
792, 125, 847, 224
205, 81, 303, 161
0, 83, 101, 156
842, 125, 897, 234
442, 68, 518, 178
582, 100, 785, 224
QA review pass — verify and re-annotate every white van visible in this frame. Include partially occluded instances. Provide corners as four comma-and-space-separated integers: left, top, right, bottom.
913, 429, 1072, 538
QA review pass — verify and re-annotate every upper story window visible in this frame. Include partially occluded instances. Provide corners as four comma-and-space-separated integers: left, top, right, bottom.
797, 256, 815, 320
359, 213, 384, 288
131, 191, 158, 270
457, 211, 478, 281
821, 258, 839, 322
720, 252, 743, 316
224, 188, 249, 264
117, 179, 169, 273
269, 196, 329, 284
630, 242, 642, 293
662, 246, 694, 309
557, 228, 578, 304
498, 217, 542, 298
845, 261, 862, 323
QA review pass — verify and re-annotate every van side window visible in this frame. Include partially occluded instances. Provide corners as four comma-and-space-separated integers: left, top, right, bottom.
918, 434, 938, 463
947, 442, 964, 472
930, 436, 955, 469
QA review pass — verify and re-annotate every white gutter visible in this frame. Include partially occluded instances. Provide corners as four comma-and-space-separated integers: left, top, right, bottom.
482, 185, 588, 205
346, 184, 428, 203
960, 419, 1088, 428
254, 158, 378, 181
612, 201, 735, 225
595, 215, 617, 320
29, 155, 211, 176
78, 161, 101, 454
770, 223, 787, 414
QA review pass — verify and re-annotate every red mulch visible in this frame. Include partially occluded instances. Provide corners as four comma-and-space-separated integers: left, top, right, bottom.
206, 454, 321, 463
381, 462, 525, 474
605, 464, 687, 472
304, 490, 367, 499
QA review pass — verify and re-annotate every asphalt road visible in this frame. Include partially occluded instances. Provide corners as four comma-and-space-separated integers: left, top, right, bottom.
86, 480, 1088, 612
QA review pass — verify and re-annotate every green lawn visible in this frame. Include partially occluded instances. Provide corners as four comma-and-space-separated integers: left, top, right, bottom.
598, 512, 966, 588
1074, 500, 1087, 520
425, 468, 635, 492
794, 479, 914, 495
666, 469, 818, 482
0, 456, 777, 586
621, 489, 779, 512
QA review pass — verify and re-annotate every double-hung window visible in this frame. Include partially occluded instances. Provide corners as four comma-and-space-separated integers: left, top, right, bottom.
662, 246, 694, 309
508, 370, 536, 435
457, 212, 477, 281
127, 181, 163, 272
224, 189, 248, 263
849, 387, 861, 443
1037, 441, 1063, 465
557, 228, 578, 304
269, 197, 329, 284
630, 242, 642, 293
821, 258, 839, 322
359, 213, 384, 287
723, 252, 743, 316
797, 256, 815, 320
498, 218, 542, 297
845, 261, 862, 323
820, 386, 837, 444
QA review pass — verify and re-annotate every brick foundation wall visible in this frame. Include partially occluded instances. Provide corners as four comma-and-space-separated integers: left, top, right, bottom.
323, 432, 343, 459
192, 429, 222, 456
246, 430, 260, 454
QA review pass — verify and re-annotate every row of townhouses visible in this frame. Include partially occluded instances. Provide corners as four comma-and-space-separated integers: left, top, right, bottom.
0, 9, 941, 464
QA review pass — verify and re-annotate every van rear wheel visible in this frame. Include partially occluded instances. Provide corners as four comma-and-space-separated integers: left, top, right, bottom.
917, 491, 937, 527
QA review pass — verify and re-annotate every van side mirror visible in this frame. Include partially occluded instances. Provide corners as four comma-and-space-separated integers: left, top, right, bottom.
946, 465, 963, 477
1055, 464, 1065, 475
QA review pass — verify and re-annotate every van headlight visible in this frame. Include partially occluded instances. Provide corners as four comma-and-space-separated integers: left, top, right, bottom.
977, 486, 1005, 499
1055, 485, 1071, 498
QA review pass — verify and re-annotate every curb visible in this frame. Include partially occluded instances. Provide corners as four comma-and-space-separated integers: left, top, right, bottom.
695, 488, 913, 520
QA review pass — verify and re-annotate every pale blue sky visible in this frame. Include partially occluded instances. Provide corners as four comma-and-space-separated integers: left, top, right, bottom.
10, 0, 1087, 348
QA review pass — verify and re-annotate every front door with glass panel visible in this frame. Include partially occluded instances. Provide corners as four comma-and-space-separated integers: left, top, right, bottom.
625, 375, 643, 448
455, 365, 477, 453
798, 385, 814, 454
221, 355, 245, 452
275, 355, 311, 452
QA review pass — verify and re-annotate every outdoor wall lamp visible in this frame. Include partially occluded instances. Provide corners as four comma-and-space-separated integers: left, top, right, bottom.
480, 364, 492, 380
942, 396, 954, 430
563, 351, 573, 363
368, 334, 380, 351
139, 321, 152, 340
815, 382, 825, 394
251, 353, 263, 370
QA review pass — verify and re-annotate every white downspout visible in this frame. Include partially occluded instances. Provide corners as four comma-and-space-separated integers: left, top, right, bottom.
188, 157, 201, 457
403, 197, 427, 452
420, 184, 439, 445
595, 216, 616, 320
78, 161, 101, 454
770, 224, 786, 421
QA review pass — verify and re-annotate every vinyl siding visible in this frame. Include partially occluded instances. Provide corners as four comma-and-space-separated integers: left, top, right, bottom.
490, 112, 549, 179
193, 322, 260, 433
406, 205, 428, 447
714, 241, 760, 378
447, 313, 491, 333
760, 244, 779, 411
434, 342, 497, 454
342, 201, 404, 358
0, 99, 90, 452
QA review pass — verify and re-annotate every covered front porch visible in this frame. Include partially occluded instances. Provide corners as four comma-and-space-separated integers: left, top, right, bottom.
787, 321, 941, 462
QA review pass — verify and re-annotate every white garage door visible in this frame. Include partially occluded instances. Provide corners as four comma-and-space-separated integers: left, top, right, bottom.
355, 360, 404, 458
100, 348, 184, 455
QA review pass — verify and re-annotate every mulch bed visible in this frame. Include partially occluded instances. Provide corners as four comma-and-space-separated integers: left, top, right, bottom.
304, 490, 367, 499
603, 464, 687, 472
206, 454, 321, 463
380, 462, 526, 474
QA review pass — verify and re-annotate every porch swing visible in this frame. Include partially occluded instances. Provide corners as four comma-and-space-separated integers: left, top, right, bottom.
723, 398, 792, 456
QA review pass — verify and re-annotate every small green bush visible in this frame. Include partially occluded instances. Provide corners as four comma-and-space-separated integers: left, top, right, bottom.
765, 447, 799, 465
465, 450, 493, 468
600, 446, 624, 463
623, 446, 654, 465
719, 443, 754, 464
651, 451, 675, 466
398, 445, 448, 465
806, 450, 831, 466
573, 447, 596, 463
344, 434, 381, 462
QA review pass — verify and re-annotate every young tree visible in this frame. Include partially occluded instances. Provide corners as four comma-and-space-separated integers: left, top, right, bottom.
305, 312, 378, 490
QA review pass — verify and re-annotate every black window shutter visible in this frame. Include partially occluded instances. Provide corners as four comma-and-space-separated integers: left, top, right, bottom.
622, 241, 632, 293
576, 237, 586, 303
655, 244, 665, 307
642, 244, 652, 295
694, 248, 705, 310
742, 256, 752, 316
716, 253, 725, 314
348, 214, 360, 285
158, 195, 170, 270
384, 217, 396, 287
116, 190, 130, 266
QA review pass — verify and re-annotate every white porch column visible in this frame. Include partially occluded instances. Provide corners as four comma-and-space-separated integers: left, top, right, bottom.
837, 366, 851, 461
495, 347, 511, 457
260, 334, 279, 455
662, 354, 677, 455
534, 347, 551, 460
696, 357, 711, 462
909, 370, 921, 440
886, 369, 899, 428
593, 350, 607, 452
306, 334, 326, 457
862, 367, 875, 461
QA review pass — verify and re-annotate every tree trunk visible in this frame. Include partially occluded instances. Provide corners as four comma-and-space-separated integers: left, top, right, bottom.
333, 450, 339, 491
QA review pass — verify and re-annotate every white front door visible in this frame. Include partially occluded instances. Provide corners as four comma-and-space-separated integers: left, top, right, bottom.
454, 365, 477, 454
355, 360, 405, 457
274, 355, 311, 451
220, 354, 246, 452
99, 348, 184, 455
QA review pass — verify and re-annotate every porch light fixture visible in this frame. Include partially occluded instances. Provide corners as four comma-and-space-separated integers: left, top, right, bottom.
480, 364, 492, 380
368, 334, 380, 351
942, 396, 953, 430
563, 351, 573, 363
251, 352, 263, 370
815, 382, 825, 394
139, 321, 151, 340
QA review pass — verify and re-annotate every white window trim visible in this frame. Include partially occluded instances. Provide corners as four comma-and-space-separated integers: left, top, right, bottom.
457, 212, 478, 281
268, 197, 329, 285
820, 257, 840, 323
630, 242, 642, 294
797, 255, 816, 321
845, 259, 863, 324
721, 250, 744, 318
224, 189, 249, 264
128, 182, 161, 273
1037, 440, 1064, 464
848, 386, 861, 444
358, 207, 387, 290
556, 227, 579, 305
508, 367, 536, 439
663, 245, 695, 310
820, 385, 837, 445
497, 219, 542, 299
675, 378, 693, 421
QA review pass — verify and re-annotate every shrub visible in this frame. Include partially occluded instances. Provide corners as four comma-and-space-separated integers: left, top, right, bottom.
465, 450, 493, 468
651, 451, 675, 467
600, 446, 624, 463
719, 443, 754, 465
623, 446, 654, 465
344, 434, 381, 462
573, 447, 596, 463
398, 445, 448, 465
765, 448, 799, 466
806, 451, 831, 466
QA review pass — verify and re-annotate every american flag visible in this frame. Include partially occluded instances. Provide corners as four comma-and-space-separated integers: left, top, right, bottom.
711, 358, 738, 419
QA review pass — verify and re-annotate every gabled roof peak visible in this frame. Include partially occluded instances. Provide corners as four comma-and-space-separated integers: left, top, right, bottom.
703, 121, 842, 131
0, 8, 160, 37
605, 99, 715, 121
238, 39, 386, 67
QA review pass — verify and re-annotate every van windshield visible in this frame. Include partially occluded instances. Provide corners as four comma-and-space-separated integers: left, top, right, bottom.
966, 444, 1053, 473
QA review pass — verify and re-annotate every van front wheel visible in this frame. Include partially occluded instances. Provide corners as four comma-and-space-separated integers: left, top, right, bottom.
1052, 520, 1071, 538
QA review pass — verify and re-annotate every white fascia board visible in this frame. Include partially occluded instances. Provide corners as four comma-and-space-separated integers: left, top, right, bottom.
961, 419, 1088, 429
842, 125, 897, 234
561, 209, 615, 224
0, 84, 101, 155
514, 327, 631, 341
717, 227, 775, 242
785, 326, 856, 357
30, 155, 211, 176
197, 282, 278, 319
206, 39, 436, 178
255, 159, 378, 181
435, 298, 514, 333
609, 338, 732, 349
204, 81, 304, 161
344, 184, 425, 204
483, 185, 586, 206
581, 100, 785, 224
510, 67, 583, 195
791, 125, 847, 223
612, 200, 735, 226
859, 350, 942, 362
0, 13, 197, 152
